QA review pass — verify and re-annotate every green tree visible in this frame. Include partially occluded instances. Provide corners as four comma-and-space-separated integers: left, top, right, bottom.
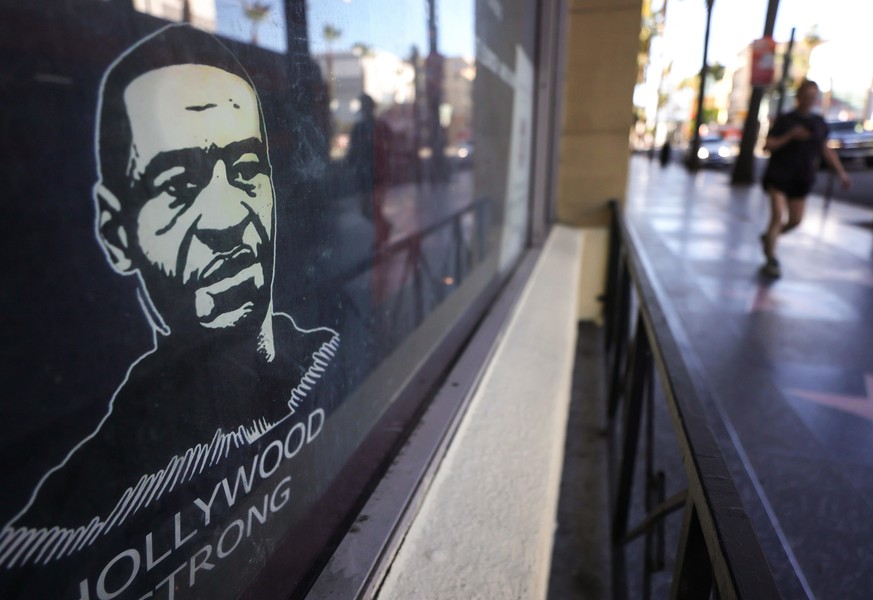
352, 42, 374, 92
322, 24, 343, 98
323, 24, 343, 48
793, 25, 823, 86
351, 42, 372, 57
242, 1, 271, 45
707, 61, 725, 82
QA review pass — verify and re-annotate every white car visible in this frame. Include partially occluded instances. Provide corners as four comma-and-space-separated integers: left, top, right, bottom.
696, 134, 739, 167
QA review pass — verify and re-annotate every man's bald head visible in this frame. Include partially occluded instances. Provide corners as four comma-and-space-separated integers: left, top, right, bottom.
93, 26, 277, 339
96, 25, 263, 201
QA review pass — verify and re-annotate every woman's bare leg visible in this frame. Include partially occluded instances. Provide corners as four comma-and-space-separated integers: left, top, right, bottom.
764, 187, 787, 259
782, 198, 806, 234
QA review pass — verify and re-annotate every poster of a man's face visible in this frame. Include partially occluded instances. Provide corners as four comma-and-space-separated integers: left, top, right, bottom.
110, 64, 275, 334
96, 38, 277, 341
0, 25, 339, 596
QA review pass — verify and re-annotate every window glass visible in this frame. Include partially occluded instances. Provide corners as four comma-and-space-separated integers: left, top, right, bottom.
0, 0, 538, 597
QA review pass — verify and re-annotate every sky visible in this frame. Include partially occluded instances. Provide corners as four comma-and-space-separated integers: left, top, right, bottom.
659, 0, 873, 82
214, 0, 475, 58
307, 0, 474, 59
215, 0, 288, 52
212, 0, 871, 106
213, 0, 873, 77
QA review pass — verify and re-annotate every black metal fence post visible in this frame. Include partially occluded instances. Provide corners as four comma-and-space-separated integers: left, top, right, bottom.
670, 501, 714, 599
611, 318, 652, 544
604, 200, 623, 352
607, 260, 632, 419
602, 199, 783, 600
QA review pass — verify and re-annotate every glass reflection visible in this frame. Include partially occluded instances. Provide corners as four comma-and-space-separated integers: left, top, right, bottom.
292, 0, 482, 373
129, 0, 482, 369
0, 0, 504, 597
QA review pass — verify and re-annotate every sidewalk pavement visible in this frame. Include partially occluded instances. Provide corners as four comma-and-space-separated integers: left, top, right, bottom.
625, 155, 873, 599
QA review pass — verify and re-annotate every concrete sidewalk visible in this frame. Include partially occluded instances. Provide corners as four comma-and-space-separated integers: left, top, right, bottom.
625, 155, 873, 599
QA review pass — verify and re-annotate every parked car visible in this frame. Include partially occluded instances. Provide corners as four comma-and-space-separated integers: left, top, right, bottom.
452, 141, 474, 169
826, 120, 873, 167
695, 134, 738, 167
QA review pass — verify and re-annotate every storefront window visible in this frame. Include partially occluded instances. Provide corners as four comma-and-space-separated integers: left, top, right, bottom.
0, 1, 539, 597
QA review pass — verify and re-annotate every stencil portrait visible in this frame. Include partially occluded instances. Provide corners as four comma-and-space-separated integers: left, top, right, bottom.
0, 25, 339, 575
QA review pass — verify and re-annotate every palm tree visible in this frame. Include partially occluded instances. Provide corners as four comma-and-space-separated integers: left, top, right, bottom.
352, 42, 373, 92
323, 24, 343, 98
242, 1, 271, 46
803, 24, 823, 49
323, 24, 342, 44
794, 25, 823, 86
707, 61, 726, 82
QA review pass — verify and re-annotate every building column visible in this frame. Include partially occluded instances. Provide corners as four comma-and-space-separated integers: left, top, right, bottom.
556, 0, 641, 319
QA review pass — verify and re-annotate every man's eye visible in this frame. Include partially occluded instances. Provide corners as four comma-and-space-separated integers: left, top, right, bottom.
164, 173, 197, 192
232, 153, 266, 183
164, 178, 200, 202
150, 168, 202, 207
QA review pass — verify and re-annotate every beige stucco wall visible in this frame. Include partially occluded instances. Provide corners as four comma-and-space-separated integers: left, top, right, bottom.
557, 0, 641, 319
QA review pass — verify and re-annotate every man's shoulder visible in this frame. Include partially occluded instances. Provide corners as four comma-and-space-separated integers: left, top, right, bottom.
272, 313, 339, 353
271, 313, 341, 412
7, 419, 140, 530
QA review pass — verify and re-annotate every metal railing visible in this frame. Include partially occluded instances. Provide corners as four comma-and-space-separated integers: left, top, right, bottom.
297, 196, 492, 361
603, 199, 782, 599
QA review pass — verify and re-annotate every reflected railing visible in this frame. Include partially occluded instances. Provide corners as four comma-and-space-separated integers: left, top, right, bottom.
300, 196, 491, 363
602, 200, 782, 599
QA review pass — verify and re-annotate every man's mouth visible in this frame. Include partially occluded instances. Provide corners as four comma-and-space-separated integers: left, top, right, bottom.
194, 261, 266, 327
198, 245, 259, 288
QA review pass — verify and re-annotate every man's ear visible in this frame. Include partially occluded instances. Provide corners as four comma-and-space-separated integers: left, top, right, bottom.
94, 183, 135, 274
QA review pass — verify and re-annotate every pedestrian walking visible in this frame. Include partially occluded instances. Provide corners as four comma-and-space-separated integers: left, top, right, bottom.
759, 79, 850, 278
346, 94, 394, 308
659, 131, 672, 168
347, 94, 393, 243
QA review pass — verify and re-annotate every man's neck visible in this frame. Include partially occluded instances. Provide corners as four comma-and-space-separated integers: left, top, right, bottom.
158, 308, 275, 361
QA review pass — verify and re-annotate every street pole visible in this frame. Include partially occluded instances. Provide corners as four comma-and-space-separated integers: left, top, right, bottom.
410, 45, 422, 184
686, 0, 714, 171
774, 27, 795, 118
651, 0, 669, 156
426, 0, 447, 181
731, 0, 780, 185
863, 76, 873, 123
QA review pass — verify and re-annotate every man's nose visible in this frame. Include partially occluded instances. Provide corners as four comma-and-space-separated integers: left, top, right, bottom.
193, 160, 251, 250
